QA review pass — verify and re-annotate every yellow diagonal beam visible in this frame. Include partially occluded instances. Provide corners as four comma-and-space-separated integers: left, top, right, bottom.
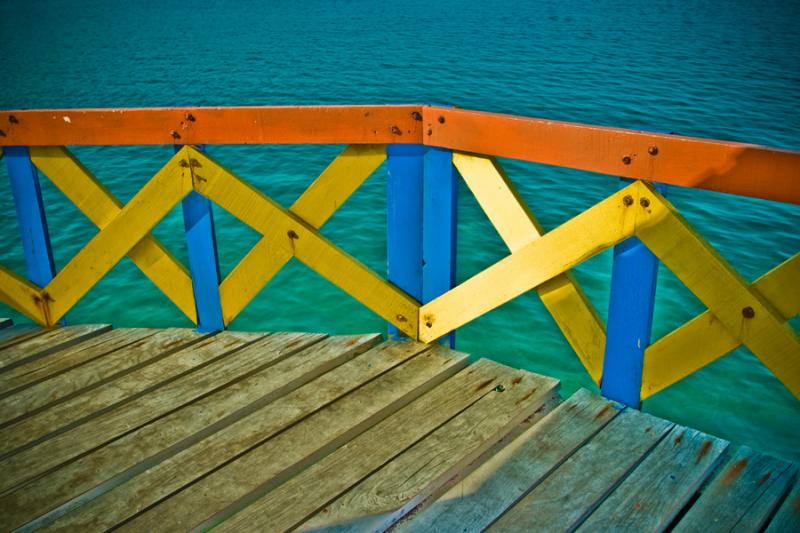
30, 146, 197, 324
636, 183, 800, 399
40, 149, 193, 324
453, 153, 606, 383
185, 147, 419, 338
642, 253, 800, 399
219, 144, 386, 325
418, 181, 648, 343
0, 266, 47, 325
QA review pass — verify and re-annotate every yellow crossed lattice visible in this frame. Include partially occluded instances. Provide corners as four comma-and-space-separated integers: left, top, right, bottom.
29, 147, 198, 324
183, 146, 419, 338
0, 149, 192, 325
418, 180, 799, 399
642, 253, 799, 398
452, 153, 607, 383
219, 144, 386, 326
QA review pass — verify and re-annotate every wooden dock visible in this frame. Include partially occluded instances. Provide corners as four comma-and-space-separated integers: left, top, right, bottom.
0, 322, 796, 532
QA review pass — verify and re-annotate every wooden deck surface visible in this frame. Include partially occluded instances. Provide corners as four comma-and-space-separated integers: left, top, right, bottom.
0, 321, 797, 532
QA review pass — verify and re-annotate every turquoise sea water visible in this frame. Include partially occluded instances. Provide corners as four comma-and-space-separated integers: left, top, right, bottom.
1, 0, 798, 460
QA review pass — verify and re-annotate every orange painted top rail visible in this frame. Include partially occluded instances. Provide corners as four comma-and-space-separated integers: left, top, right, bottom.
1, 105, 798, 204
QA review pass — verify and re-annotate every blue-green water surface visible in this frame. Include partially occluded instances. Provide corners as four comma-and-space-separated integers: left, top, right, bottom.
1, 0, 798, 460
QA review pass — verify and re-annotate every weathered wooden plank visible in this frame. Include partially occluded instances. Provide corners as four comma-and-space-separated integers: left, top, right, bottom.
674, 447, 797, 532
452, 153, 606, 382
0, 328, 205, 425
220, 144, 386, 325
0, 324, 41, 346
0, 331, 278, 491
189, 147, 420, 338
394, 388, 622, 533
488, 407, 673, 532
5, 334, 380, 532
298, 369, 560, 532
578, 426, 728, 532
636, 184, 800, 399
30, 146, 198, 323
45, 342, 463, 532
0, 328, 160, 397
0, 318, 11, 329
0, 324, 112, 372
0, 266, 46, 325
418, 182, 643, 342
215, 359, 525, 531
765, 475, 800, 532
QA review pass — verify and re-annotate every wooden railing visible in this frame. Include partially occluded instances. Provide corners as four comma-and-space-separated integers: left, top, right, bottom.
0, 105, 797, 407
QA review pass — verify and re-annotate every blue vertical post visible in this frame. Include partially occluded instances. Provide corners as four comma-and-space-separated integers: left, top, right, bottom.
387, 144, 424, 340
176, 145, 224, 333
601, 181, 668, 407
387, 144, 458, 345
5, 146, 57, 288
422, 147, 458, 347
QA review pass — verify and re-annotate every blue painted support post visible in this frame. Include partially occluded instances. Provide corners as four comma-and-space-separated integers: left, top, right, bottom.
176, 145, 224, 333
387, 144, 424, 341
387, 145, 457, 345
422, 147, 458, 347
601, 181, 668, 407
5, 146, 58, 288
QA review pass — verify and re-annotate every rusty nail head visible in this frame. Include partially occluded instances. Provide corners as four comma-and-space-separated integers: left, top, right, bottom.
396, 314, 407, 322
410, 111, 422, 121
425, 320, 433, 328
427, 128, 433, 136
391, 125, 402, 135
623, 195, 634, 206
185, 113, 196, 122
648, 146, 659, 155
8, 115, 18, 124
742, 306, 755, 319
0, 129, 5, 137
640, 197, 650, 208
438, 116, 445, 124
179, 160, 190, 168
287, 230, 299, 240
494, 385, 505, 393
170, 130, 181, 139
622, 156, 632, 165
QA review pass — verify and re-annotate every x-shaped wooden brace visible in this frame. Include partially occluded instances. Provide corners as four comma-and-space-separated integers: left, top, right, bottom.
419, 168, 799, 399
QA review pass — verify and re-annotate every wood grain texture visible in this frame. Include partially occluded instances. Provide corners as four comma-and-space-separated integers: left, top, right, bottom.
0, 266, 46, 325
765, 475, 800, 532
0, 331, 274, 492
0, 324, 111, 373
54, 342, 462, 532
0, 324, 42, 347
5, 334, 378, 532
189, 147, 419, 338
298, 368, 559, 533
0, 106, 424, 146
216, 359, 524, 531
674, 447, 797, 532
453, 153, 606, 382
578, 426, 728, 532
30, 146, 197, 323
220, 144, 386, 325
418, 182, 643, 342
393, 389, 622, 533
637, 184, 800, 399
643, 252, 800, 399
488, 407, 673, 532
0, 328, 204, 425
424, 106, 800, 204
